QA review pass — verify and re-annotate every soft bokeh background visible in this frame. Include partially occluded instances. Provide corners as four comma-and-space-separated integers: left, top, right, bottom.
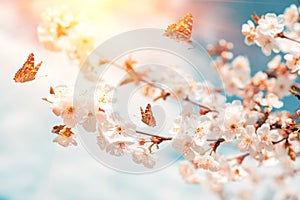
0, 0, 298, 199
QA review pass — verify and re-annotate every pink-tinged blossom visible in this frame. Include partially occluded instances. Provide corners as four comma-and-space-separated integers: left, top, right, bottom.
222, 101, 245, 140
37, 6, 78, 51
256, 123, 279, 152
194, 155, 220, 172
237, 125, 258, 155
267, 55, 282, 69
80, 112, 97, 132
52, 125, 77, 147
284, 54, 300, 73
255, 92, 283, 109
132, 147, 156, 168
242, 20, 257, 45
258, 13, 285, 36
105, 137, 135, 157
218, 156, 249, 181
255, 30, 280, 56
178, 161, 201, 184
269, 74, 296, 98
107, 121, 137, 139
284, 4, 299, 30
252, 71, 268, 88
53, 134, 78, 147
172, 135, 203, 160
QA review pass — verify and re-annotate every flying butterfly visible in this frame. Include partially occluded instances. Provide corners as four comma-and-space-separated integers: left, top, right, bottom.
14, 53, 43, 83
164, 13, 193, 43
140, 103, 156, 127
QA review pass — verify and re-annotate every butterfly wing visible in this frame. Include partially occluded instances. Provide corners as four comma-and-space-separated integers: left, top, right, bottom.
140, 104, 156, 127
14, 53, 42, 83
164, 13, 193, 43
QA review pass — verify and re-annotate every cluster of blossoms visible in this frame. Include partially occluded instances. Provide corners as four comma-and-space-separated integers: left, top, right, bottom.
37, 6, 95, 65
242, 5, 300, 71
33, 4, 300, 199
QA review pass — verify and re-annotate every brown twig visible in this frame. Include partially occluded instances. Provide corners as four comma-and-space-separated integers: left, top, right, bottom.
135, 130, 173, 141
209, 138, 225, 155
272, 137, 288, 145
276, 32, 300, 45
136, 130, 172, 153
227, 153, 250, 164
183, 96, 219, 113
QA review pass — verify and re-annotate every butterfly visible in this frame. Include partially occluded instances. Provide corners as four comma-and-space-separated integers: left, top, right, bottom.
140, 103, 156, 127
14, 53, 43, 83
164, 13, 193, 43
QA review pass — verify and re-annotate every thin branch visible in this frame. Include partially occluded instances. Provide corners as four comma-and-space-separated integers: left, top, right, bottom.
183, 96, 219, 113
276, 32, 300, 45
227, 153, 250, 164
272, 137, 288, 145
135, 130, 173, 141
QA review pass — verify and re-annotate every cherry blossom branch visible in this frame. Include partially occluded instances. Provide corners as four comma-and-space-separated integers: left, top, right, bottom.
135, 130, 173, 141
256, 110, 270, 128
208, 138, 225, 155
276, 32, 300, 45
272, 137, 288, 145
136, 130, 172, 153
105, 57, 218, 111
227, 153, 250, 164
183, 96, 219, 113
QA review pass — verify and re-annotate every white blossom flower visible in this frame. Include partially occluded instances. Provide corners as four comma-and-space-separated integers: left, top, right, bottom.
192, 115, 212, 142
178, 161, 201, 184
186, 77, 207, 101
176, 114, 211, 143
260, 93, 283, 109
255, 30, 280, 56
269, 75, 296, 98
132, 147, 156, 168
267, 55, 282, 69
37, 6, 78, 51
277, 32, 300, 55
52, 125, 77, 147
232, 56, 251, 73
237, 125, 258, 155
258, 13, 285, 36
61, 105, 76, 127
218, 156, 249, 181
242, 20, 257, 45
105, 137, 135, 156
43, 85, 73, 116
252, 71, 268, 88
222, 101, 245, 140
107, 121, 137, 139
284, 54, 300, 73
256, 123, 279, 151
53, 134, 78, 147
284, 4, 299, 30
194, 155, 220, 172
172, 135, 203, 160
220, 59, 251, 96
80, 112, 97, 132
201, 92, 226, 110
65, 25, 95, 65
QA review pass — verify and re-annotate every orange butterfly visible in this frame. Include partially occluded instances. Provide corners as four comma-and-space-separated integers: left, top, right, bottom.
140, 103, 156, 127
164, 13, 193, 43
14, 53, 43, 83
